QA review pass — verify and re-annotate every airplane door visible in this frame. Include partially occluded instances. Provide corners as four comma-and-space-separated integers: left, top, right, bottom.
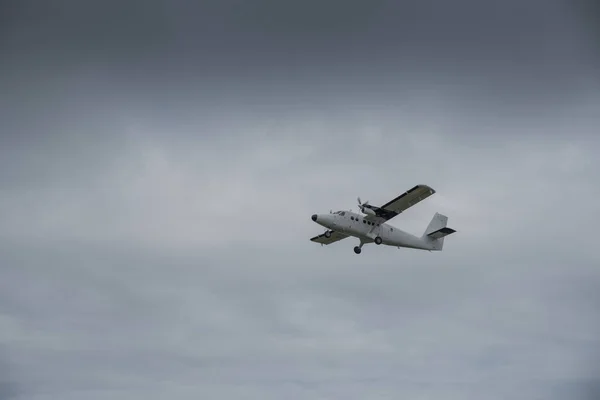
345, 213, 353, 232
338, 212, 350, 233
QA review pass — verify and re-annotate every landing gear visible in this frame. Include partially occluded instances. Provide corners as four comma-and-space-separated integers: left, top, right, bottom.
374, 236, 382, 245
324, 231, 331, 238
354, 240, 365, 255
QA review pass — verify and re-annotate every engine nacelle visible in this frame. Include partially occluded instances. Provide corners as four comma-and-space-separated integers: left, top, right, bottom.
362, 207, 376, 216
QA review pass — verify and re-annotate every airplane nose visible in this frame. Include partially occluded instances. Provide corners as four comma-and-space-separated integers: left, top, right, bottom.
311, 214, 318, 222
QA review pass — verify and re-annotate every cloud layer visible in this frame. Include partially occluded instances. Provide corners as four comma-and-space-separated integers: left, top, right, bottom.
1, 0, 599, 399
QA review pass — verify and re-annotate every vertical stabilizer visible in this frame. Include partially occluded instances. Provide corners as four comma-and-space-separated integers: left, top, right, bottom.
422, 213, 455, 251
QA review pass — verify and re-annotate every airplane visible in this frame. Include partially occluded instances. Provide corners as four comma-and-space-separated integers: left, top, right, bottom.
310, 184, 456, 254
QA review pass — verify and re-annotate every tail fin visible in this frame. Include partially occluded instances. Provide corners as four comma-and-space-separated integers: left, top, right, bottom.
422, 212, 456, 251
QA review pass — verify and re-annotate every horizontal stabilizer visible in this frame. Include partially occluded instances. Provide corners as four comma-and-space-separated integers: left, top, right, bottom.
427, 226, 456, 240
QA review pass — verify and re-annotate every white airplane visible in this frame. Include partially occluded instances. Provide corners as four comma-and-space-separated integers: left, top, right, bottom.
310, 184, 456, 254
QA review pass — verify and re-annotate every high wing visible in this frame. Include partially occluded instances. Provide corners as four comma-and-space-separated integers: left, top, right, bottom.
363, 184, 436, 222
310, 230, 349, 245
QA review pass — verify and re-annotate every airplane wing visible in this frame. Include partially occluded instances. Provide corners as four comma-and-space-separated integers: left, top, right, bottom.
367, 184, 436, 222
310, 230, 349, 245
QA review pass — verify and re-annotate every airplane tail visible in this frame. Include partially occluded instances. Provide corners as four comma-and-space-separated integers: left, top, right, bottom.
422, 212, 456, 251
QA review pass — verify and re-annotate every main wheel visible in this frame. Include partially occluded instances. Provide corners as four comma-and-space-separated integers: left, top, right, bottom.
324, 231, 331, 238
374, 236, 382, 245
353, 246, 361, 254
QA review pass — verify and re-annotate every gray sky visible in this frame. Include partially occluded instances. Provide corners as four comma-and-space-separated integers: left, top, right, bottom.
1, 0, 600, 399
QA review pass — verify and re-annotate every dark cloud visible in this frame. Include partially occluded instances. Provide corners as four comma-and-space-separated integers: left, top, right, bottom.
2, 0, 597, 87
2, 0, 597, 140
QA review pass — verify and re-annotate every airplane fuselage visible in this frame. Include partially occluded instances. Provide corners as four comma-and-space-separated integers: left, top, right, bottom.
311, 211, 435, 251
309, 185, 455, 254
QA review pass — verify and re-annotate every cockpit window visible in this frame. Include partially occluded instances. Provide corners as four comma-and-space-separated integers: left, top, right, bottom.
340, 211, 345, 216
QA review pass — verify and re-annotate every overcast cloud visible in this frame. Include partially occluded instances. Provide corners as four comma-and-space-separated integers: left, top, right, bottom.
1, 0, 600, 399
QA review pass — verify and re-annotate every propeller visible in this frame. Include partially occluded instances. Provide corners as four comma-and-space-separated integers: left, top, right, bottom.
357, 197, 369, 208
357, 197, 376, 215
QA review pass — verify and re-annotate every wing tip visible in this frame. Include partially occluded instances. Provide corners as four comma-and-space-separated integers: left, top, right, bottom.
415, 184, 435, 194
